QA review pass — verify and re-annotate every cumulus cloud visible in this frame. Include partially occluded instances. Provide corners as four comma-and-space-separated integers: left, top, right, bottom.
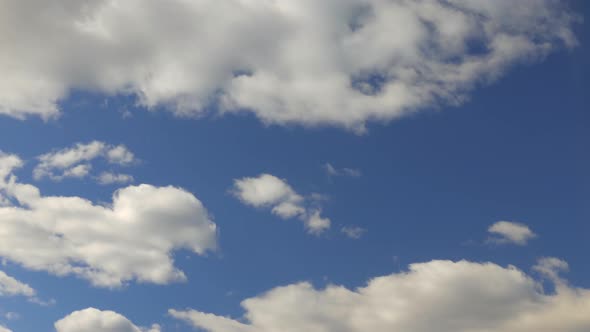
33, 141, 136, 183
170, 258, 590, 332
232, 174, 330, 235
0, 270, 35, 298
323, 163, 361, 178
0, 325, 12, 332
0, 151, 217, 287
55, 308, 160, 332
341, 226, 366, 239
488, 221, 536, 245
0, 0, 577, 130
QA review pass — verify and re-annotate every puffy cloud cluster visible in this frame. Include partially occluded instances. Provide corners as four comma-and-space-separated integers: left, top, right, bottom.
232, 174, 330, 235
0, 152, 217, 287
488, 221, 536, 245
170, 258, 590, 332
0, 325, 11, 332
0, 0, 577, 130
54, 308, 160, 332
34, 141, 136, 184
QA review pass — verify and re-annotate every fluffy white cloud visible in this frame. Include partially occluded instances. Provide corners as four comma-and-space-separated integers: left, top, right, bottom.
55, 308, 160, 332
324, 163, 361, 178
232, 174, 330, 234
0, 325, 12, 332
170, 258, 590, 332
488, 221, 536, 245
0, 270, 35, 298
34, 141, 136, 182
0, 0, 577, 130
0, 152, 217, 287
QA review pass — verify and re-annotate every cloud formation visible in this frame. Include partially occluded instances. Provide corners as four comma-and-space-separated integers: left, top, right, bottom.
34, 141, 136, 184
170, 258, 590, 332
55, 308, 160, 332
341, 226, 367, 239
232, 174, 330, 235
324, 163, 361, 178
97, 172, 135, 185
0, 0, 577, 130
0, 271, 35, 298
0, 152, 217, 287
488, 221, 536, 245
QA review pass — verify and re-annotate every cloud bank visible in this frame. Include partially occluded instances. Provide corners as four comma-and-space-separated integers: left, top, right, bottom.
0, 152, 217, 287
0, 0, 577, 130
170, 258, 590, 332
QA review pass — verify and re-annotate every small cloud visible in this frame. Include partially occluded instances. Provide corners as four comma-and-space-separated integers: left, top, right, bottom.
323, 163, 361, 178
487, 221, 536, 246
0, 270, 36, 298
232, 174, 331, 235
33, 141, 137, 184
96, 172, 134, 185
533, 257, 569, 282
341, 226, 367, 239
305, 210, 331, 235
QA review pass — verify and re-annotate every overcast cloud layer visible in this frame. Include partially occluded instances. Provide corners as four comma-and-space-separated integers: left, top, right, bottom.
0, 152, 217, 287
0, 0, 577, 130
170, 259, 590, 332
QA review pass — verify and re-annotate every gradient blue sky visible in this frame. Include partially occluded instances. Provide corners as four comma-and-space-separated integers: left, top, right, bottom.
0, 1, 588, 331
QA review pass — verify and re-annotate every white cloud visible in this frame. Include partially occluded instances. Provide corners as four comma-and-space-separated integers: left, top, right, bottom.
341, 226, 366, 239
488, 221, 536, 245
55, 308, 160, 332
170, 258, 590, 332
533, 257, 569, 282
324, 163, 361, 178
0, 1, 577, 130
0, 325, 12, 332
0, 270, 35, 298
34, 141, 136, 182
97, 172, 134, 185
304, 210, 331, 236
0, 152, 217, 287
232, 174, 330, 235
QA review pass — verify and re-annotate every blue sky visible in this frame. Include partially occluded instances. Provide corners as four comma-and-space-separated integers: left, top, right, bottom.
0, 1, 588, 331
